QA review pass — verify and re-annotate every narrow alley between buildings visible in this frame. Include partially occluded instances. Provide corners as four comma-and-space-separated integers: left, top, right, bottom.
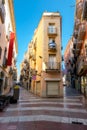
0, 87, 87, 130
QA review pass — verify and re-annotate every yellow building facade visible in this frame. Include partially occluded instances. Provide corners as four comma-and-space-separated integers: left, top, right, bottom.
28, 12, 63, 97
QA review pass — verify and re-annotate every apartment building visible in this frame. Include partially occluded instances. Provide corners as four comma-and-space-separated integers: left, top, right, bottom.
64, 38, 74, 87
20, 50, 30, 89
0, 0, 18, 95
75, 0, 87, 96
28, 12, 63, 97
64, 0, 87, 96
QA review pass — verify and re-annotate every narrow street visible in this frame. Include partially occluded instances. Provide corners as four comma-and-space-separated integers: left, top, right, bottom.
0, 87, 87, 130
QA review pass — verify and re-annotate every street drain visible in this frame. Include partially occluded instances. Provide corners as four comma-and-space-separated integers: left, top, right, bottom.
72, 121, 83, 125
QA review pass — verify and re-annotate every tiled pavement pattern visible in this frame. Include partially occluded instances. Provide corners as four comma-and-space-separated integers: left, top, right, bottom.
0, 87, 87, 130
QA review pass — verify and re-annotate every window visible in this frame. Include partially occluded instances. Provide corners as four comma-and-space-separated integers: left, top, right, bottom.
2, 0, 5, 4
85, 43, 87, 56
49, 38, 55, 43
48, 24, 56, 34
0, 3, 5, 23
3, 47, 7, 67
49, 54, 56, 69
82, 0, 87, 20
49, 54, 56, 62
0, 47, 2, 59
48, 38, 56, 50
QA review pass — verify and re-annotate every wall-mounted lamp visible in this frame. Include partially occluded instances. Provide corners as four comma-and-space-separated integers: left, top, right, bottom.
39, 56, 42, 59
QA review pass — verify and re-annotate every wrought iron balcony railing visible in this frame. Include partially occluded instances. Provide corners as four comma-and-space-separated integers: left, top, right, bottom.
73, 30, 78, 38
48, 27, 57, 35
78, 23, 86, 40
76, 1, 83, 19
74, 18, 81, 30
82, 0, 87, 20
48, 42, 56, 51
32, 55, 36, 61
45, 62, 61, 71
77, 55, 87, 75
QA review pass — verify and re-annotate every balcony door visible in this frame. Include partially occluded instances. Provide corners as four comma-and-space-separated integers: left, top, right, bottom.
49, 54, 56, 69
48, 24, 56, 34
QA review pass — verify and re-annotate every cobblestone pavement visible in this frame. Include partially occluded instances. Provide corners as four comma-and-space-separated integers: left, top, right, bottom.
0, 87, 87, 130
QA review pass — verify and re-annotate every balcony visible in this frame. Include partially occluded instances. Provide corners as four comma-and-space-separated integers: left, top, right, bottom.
33, 42, 36, 49
76, 40, 83, 49
23, 65, 28, 71
76, 1, 83, 19
0, 4, 5, 23
45, 62, 60, 72
73, 43, 76, 49
73, 30, 78, 38
24, 59, 28, 63
73, 39, 83, 49
83, 56, 87, 69
12, 72, 17, 80
68, 65, 76, 75
48, 27, 57, 36
24, 60, 29, 70
78, 23, 86, 40
9, 67, 13, 75
77, 55, 87, 75
72, 48, 80, 56
30, 69, 37, 76
75, 48, 80, 55
82, 0, 87, 20
73, 38, 77, 44
48, 41, 56, 51
2, 57, 7, 68
29, 50, 33, 58
74, 18, 81, 30
73, 56, 77, 62
32, 55, 36, 61
72, 49, 76, 54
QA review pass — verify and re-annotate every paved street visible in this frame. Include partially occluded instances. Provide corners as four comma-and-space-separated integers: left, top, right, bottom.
0, 87, 87, 130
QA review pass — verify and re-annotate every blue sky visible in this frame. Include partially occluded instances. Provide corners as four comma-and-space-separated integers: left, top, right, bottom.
14, 0, 75, 75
